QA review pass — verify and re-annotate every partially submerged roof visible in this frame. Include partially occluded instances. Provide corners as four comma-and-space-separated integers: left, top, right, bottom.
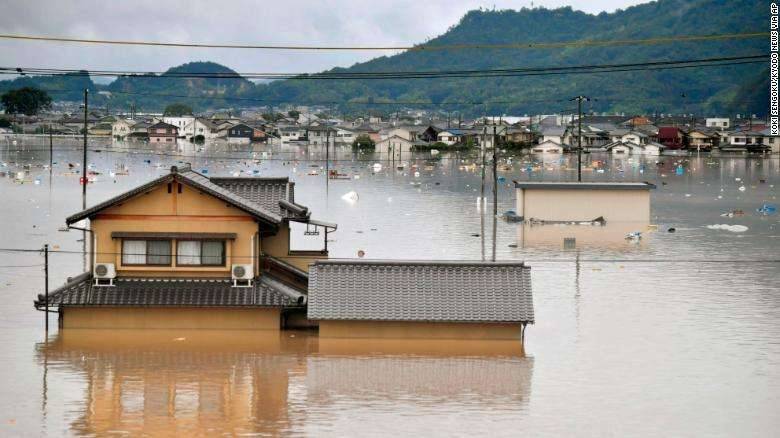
35, 273, 303, 309
308, 260, 534, 323
514, 181, 656, 190
210, 177, 310, 220
65, 167, 310, 225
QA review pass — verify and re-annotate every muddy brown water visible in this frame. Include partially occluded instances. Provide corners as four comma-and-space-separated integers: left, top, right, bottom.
0, 138, 778, 436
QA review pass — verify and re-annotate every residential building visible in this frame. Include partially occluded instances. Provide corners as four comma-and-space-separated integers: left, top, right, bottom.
514, 181, 655, 223
147, 121, 178, 143
36, 165, 335, 329
436, 129, 466, 145
530, 140, 564, 153
375, 135, 414, 161
185, 117, 220, 141
111, 119, 135, 140
163, 116, 195, 137
705, 118, 730, 130
308, 260, 534, 340
686, 129, 715, 151
226, 123, 254, 144
658, 127, 684, 149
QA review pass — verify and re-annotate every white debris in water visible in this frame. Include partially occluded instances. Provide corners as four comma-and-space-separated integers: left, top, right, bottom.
372, 163, 382, 172
341, 191, 359, 204
706, 224, 748, 233
738, 186, 746, 192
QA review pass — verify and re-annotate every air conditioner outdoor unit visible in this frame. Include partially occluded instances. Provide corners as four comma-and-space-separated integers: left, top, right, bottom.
231, 264, 254, 287
94, 263, 116, 286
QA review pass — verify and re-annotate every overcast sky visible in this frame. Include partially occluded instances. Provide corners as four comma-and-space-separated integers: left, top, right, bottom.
0, 0, 648, 80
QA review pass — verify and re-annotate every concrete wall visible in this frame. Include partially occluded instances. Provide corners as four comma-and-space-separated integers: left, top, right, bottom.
516, 188, 651, 222
319, 320, 524, 340
92, 181, 261, 278
62, 306, 281, 330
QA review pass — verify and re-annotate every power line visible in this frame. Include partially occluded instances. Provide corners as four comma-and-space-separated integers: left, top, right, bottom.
0, 55, 767, 81
1, 247, 779, 264
0, 32, 767, 51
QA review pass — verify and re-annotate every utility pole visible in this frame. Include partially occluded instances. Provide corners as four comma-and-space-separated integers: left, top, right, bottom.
82, 89, 88, 198
570, 95, 589, 182
44, 244, 49, 333
48, 124, 53, 168
492, 125, 498, 262
492, 125, 498, 218
325, 129, 330, 185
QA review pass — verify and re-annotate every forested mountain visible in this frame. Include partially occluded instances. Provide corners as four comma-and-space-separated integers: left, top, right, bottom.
0, 0, 768, 116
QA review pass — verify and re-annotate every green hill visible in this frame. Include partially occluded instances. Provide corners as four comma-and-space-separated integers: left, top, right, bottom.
0, 0, 768, 116
251, 0, 768, 116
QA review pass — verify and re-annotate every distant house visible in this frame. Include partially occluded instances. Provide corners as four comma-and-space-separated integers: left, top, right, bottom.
333, 127, 357, 145
186, 117, 220, 141
705, 118, 730, 130
227, 123, 254, 144
759, 128, 780, 154
436, 129, 466, 145
540, 126, 566, 144
163, 116, 195, 137
724, 131, 769, 152
505, 127, 535, 144
386, 126, 421, 142
686, 129, 715, 151
307, 125, 335, 146
279, 126, 306, 143
620, 131, 648, 145
375, 135, 414, 161
148, 121, 178, 143
658, 127, 684, 150
419, 125, 442, 142
605, 141, 642, 154
88, 123, 113, 136
530, 140, 564, 154
604, 140, 664, 155
111, 119, 135, 140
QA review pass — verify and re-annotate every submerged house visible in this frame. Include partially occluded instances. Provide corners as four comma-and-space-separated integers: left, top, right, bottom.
36, 167, 536, 339
36, 165, 335, 330
308, 260, 534, 340
514, 181, 655, 223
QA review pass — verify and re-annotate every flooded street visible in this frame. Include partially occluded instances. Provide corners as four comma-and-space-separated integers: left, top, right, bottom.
1, 137, 779, 436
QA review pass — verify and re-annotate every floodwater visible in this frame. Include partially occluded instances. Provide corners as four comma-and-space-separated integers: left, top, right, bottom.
0, 136, 779, 436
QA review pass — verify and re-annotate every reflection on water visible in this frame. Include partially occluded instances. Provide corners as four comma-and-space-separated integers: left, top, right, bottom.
36, 330, 530, 436
2, 138, 779, 436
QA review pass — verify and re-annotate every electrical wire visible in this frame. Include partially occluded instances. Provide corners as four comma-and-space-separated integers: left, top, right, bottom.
0, 32, 766, 51
0, 55, 767, 81
1, 247, 779, 264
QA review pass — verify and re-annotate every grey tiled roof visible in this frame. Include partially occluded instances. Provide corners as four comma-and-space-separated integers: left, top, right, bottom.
66, 167, 286, 226
211, 177, 309, 219
36, 274, 300, 308
308, 260, 534, 323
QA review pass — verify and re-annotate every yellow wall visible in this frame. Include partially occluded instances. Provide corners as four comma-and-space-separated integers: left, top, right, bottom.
318, 320, 524, 340
261, 226, 325, 272
91, 181, 262, 277
517, 188, 651, 222
62, 307, 281, 330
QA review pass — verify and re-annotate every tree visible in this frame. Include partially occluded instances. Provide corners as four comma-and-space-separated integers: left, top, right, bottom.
163, 103, 193, 117
1, 87, 52, 116
0, 118, 11, 128
352, 134, 375, 149
287, 110, 300, 119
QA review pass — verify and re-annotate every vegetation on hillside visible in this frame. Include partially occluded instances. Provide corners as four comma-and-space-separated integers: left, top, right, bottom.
0, 0, 767, 116
1, 87, 52, 116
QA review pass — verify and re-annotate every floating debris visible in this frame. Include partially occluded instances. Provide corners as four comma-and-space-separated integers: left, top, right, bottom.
341, 191, 359, 204
706, 224, 748, 233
